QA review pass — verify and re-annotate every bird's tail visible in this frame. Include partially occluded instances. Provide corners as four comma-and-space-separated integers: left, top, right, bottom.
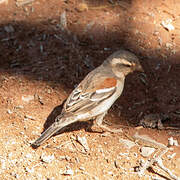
31, 115, 77, 148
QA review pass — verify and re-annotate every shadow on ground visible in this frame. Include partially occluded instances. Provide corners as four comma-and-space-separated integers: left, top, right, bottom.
0, 1, 180, 133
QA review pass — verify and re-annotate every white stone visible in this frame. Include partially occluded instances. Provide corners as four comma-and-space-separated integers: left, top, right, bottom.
61, 169, 74, 175
119, 138, 136, 149
41, 154, 55, 163
161, 19, 174, 31
140, 147, 155, 157
25, 167, 34, 173
168, 137, 178, 146
168, 137, 174, 146
173, 140, 179, 146
22, 95, 34, 103
7, 109, 13, 114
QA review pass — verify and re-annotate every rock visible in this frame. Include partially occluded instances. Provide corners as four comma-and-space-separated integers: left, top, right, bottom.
15, 105, 24, 109
79, 166, 85, 171
168, 137, 174, 146
133, 132, 167, 149
140, 147, 155, 157
7, 109, 13, 114
22, 95, 34, 103
25, 115, 35, 120
173, 140, 179, 146
101, 132, 111, 137
61, 167, 74, 175
25, 167, 34, 173
108, 171, 113, 176
161, 19, 174, 31
25, 153, 33, 159
76, 135, 89, 152
104, 48, 111, 51
47, 89, 51, 94
64, 169, 73, 175
40, 154, 55, 163
168, 137, 179, 146
119, 138, 136, 149
16, 0, 35, 7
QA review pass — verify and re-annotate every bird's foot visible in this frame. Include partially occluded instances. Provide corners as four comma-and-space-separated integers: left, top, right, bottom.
89, 123, 123, 133
87, 124, 104, 133
98, 124, 123, 133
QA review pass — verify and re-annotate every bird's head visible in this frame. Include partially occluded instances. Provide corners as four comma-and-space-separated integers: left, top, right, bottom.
104, 50, 143, 77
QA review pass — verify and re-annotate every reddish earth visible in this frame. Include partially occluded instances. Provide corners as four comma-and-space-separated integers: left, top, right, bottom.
0, 0, 180, 179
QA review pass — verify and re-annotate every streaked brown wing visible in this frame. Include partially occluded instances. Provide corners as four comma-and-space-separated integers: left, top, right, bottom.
64, 76, 117, 114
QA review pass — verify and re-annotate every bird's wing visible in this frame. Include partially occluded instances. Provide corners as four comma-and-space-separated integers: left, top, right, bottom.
64, 74, 117, 114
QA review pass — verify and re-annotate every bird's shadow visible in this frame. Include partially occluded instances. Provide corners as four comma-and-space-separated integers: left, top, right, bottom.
42, 99, 94, 136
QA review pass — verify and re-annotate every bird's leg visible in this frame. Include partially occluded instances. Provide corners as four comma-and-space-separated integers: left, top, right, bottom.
93, 112, 123, 133
87, 115, 104, 133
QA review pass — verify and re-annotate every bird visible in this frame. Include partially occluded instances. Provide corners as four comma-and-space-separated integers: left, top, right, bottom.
32, 49, 143, 148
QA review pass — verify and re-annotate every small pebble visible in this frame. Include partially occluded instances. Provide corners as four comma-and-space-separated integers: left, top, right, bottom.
79, 166, 85, 171
47, 89, 51, 94
7, 109, 13, 114
140, 147, 155, 157
101, 132, 111, 137
161, 19, 174, 31
76, 135, 89, 152
119, 138, 136, 149
61, 168, 74, 175
25, 153, 33, 159
25, 115, 35, 120
104, 47, 111, 51
173, 140, 179, 146
168, 137, 178, 146
134, 152, 138, 158
25, 167, 34, 173
22, 95, 34, 103
15, 105, 24, 109
41, 154, 55, 163
108, 171, 113, 175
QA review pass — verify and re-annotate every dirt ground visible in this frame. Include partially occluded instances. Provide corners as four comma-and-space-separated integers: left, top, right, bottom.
0, 0, 180, 179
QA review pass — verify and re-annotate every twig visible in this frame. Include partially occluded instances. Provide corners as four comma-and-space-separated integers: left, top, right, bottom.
16, 0, 35, 7
155, 158, 180, 180
137, 148, 180, 180
137, 148, 168, 176
132, 132, 167, 149
71, 138, 87, 154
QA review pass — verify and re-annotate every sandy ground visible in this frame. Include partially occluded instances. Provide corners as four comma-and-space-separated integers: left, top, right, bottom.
0, 0, 180, 179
